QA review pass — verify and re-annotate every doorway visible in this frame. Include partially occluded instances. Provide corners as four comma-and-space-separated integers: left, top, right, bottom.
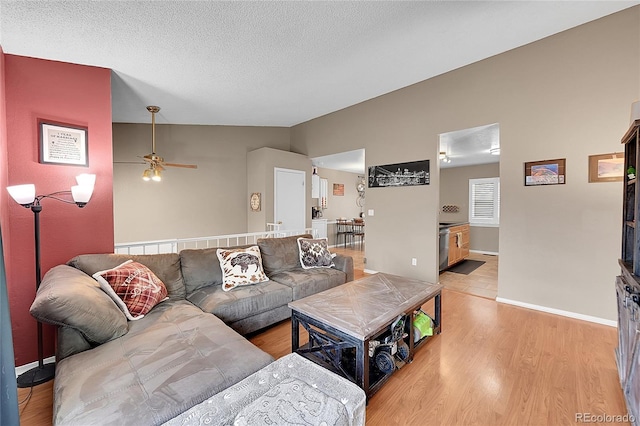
438, 123, 500, 299
274, 167, 306, 231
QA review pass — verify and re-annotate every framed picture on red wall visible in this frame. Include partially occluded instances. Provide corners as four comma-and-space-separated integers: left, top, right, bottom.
39, 120, 88, 166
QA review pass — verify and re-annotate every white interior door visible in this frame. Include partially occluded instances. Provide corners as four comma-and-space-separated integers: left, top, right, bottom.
274, 168, 306, 231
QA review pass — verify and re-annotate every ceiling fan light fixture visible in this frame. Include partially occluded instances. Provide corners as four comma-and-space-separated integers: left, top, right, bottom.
152, 168, 162, 182
142, 169, 152, 181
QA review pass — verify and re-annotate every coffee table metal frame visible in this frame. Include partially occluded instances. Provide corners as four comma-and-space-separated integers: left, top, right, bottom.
290, 274, 442, 399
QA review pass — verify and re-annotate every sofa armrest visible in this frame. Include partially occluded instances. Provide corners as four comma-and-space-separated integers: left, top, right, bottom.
332, 254, 354, 282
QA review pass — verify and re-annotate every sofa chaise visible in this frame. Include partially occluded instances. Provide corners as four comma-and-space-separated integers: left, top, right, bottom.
30, 235, 355, 425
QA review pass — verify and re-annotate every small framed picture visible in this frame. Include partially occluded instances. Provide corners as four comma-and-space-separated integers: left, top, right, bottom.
524, 158, 566, 186
588, 152, 624, 183
39, 120, 88, 166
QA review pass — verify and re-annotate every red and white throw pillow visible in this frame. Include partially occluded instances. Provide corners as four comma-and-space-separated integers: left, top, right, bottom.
93, 260, 168, 320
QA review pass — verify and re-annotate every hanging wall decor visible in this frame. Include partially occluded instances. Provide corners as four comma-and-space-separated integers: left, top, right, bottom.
588, 152, 624, 183
333, 183, 344, 196
524, 158, 566, 186
39, 120, 88, 166
368, 160, 430, 188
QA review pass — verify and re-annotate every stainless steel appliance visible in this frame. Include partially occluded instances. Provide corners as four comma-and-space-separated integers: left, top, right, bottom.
439, 226, 449, 272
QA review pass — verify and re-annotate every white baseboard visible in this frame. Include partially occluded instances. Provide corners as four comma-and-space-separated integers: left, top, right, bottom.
496, 297, 616, 327
363, 268, 378, 274
470, 250, 499, 256
15, 356, 56, 377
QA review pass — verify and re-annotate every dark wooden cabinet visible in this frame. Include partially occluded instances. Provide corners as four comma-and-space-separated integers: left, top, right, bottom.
617, 119, 640, 425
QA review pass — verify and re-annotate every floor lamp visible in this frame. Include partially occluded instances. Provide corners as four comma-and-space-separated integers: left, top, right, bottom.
7, 174, 96, 388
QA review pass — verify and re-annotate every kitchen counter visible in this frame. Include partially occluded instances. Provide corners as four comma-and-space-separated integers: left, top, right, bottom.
439, 221, 469, 229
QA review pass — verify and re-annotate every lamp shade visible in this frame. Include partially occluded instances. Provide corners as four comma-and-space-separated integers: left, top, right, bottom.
71, 184, 94, 205
76, 173, 96, 189
152, 169, 162, 182
7, 184, 36, 206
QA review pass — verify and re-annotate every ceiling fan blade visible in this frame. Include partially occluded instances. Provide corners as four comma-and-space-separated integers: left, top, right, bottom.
115, 161, 147, 165
163, 163, 198, 169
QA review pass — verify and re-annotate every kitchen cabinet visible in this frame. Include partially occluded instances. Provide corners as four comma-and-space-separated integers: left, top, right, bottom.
617, 118, 640, 424
311, 174, 328, 209
447, 223, 470, 267
311, 173, 320, 198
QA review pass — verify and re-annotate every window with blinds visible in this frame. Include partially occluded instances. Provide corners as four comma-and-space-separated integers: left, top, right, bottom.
468, 177, 500, 226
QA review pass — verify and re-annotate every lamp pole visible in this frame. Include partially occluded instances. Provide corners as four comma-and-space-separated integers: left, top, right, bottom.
16, 203, 55, 387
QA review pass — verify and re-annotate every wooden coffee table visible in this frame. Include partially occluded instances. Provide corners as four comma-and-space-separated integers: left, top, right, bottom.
289, 272, 442, 398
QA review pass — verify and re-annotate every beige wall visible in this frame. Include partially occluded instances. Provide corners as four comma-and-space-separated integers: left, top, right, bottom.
247, 147, 312, 233
440, 162, 500, 253
113, 123, 289, 242
291, 7, 640, 321
314, 167, 363, 221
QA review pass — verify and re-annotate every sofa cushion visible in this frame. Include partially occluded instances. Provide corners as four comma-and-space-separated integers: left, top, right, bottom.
257, 234, 312, 275
93, 260, 169, 320
179, 247, 223, 295
180, 245, 253, 295
30, 265, 128, 345
216, 246, 269, 291
269, 267, 347, 300
53, 300, 274, 426
68, 253, 185, 300
187, 280, 292, 324
297, 237, 335, 269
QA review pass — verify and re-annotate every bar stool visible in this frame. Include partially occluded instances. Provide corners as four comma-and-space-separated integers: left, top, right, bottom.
352, 219, 365, 250
336, 219, 353, 247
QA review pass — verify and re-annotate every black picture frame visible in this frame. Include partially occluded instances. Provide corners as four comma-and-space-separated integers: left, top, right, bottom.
368, 160, 430, 187
39, 120, 88, 166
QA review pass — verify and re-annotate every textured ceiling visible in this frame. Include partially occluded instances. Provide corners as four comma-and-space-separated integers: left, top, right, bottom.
1, 1, 638, 127
440, 123, 500, 169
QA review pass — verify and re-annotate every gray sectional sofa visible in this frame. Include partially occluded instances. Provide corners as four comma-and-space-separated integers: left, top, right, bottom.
30, 235, 354, 425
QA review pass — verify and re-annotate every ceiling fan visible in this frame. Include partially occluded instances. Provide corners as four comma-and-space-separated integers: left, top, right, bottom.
118, 106, 198, 182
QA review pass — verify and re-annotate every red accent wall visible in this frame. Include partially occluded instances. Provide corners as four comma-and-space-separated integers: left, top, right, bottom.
3, 54, 114, 365
0, 48, 9, 282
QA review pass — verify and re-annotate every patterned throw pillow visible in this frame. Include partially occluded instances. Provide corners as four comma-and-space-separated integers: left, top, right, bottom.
93, 260, 168, 320
297, 238, 335, 269
216, 246, 269, 291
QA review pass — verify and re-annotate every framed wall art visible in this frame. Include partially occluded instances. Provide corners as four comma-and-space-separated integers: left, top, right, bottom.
250, 192, 261, 212
524, 158, 566, 186
588, 152, 624, 183
333, 183, 344, 196
368, 160, 430, 188
39, 120, 88, 166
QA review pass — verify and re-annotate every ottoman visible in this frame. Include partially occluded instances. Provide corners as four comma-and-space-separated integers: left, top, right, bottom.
163, 353, 366, 426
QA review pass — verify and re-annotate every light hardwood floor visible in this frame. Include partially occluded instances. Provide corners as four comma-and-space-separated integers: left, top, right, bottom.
439, 252, 498, 299
18, 246, 628, 425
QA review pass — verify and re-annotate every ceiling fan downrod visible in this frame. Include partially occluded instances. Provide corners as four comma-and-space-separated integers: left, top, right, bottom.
147, 105, 160, 155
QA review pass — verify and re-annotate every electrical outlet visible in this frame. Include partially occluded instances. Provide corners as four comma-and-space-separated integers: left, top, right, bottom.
411, 258, 417, 266
368, 209, 374, 216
